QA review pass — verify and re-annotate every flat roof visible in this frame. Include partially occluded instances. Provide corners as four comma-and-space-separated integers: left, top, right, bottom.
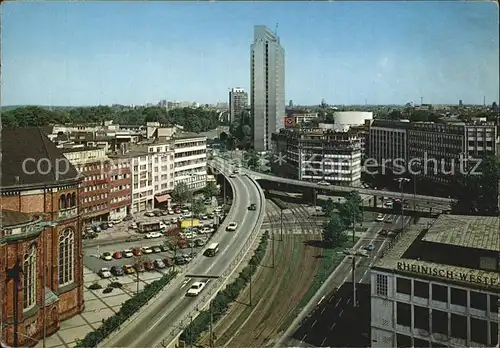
422, 214, 499, 252
373, 218, 500, 291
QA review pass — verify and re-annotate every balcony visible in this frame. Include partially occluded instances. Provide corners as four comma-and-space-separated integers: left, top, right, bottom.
58, 207, 79, 220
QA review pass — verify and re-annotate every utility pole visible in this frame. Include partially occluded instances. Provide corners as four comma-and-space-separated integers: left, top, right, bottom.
280, 208, 284, 241
249, 264, 253, 306
271, 231, 275, 268
209, 300, 214, 348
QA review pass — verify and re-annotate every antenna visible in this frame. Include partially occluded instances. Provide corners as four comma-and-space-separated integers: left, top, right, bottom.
275, 23, 279, 35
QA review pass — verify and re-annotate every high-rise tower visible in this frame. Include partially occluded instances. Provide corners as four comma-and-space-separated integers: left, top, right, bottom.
250, 25, 285, 152
229, 87, 248, 123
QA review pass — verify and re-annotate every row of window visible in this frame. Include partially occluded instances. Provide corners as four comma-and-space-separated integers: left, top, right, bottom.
174, 150, 205, 159
23, 229, 74, 310
82, 193, 108, 203
59, 193, 77, 210
395, 302, 498, 346
82, 204, 107, 213
110, 184, 131, 192
83, 184, 107, 192
110, 195, 131, 204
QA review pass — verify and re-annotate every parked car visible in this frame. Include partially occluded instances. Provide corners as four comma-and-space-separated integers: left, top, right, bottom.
100, 223, 108, 230
145, 232, 163, 239
126, 235, 142, 242
144, 211, 155, 217
122, 249, 134, 258
110, 266, 124, 276
153, 259, 166, 269
163, 257, 174, 267
134, 262, 145, 272
174, 208, 181, 214
101, 252, 112, 261
151, 245, 162, 253
174, 256, 187, 265
123, 215, 133, 221
123, 264, 136, 274
364, 243, 376, 251
142, 246, 153, 254
93, 225, 101, 233
375, 214, 384, 222
129, 222, 138, 230
112, 251, 122, 259
378, 229, 389, 236
144, 260, 155, 271
194, 239, 206, 247
385, 216, 393, 223
132, 247, 142, 256
98, 267, 112, 278
168, 209, 174, 214
154, 210, 163, 217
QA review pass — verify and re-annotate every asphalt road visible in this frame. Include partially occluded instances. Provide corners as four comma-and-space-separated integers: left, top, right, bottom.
285, 213, 412, 347
102, 166, 263, 348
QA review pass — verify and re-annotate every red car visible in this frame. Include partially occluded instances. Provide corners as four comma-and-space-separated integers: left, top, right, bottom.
144, 260, 155, 271
174, 209, 181, 214
163, 257, 173, 267
113, 251, 122, 259
132, 247, 142, 256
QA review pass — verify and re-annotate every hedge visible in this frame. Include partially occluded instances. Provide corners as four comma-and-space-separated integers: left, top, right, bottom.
75, 270, 178, 348
180, 231, 270, 345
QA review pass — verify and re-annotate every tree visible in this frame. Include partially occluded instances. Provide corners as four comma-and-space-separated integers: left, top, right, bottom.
337, 191, 363, 227
245, 150, 259, 169
164, 235, 181, 261
170, 182, 192, 206
452, 156, 500, 216
203, 181, 219, 198
133, 254, 149, 294
219, 132, 228, 142
191, 201, 206, 216
322, 213, 347, 247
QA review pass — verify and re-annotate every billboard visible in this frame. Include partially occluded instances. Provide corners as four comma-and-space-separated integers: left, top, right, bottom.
284, 117, 297, 128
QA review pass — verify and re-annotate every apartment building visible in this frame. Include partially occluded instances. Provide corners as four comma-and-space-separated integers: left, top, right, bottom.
63, 147, 111, 224
271, 127, 362, 186
370, 215, 499, 348
286, 110, 319, 124
173, 133, 207, 191
107, 157, 133, 219
229, 87, 248, 123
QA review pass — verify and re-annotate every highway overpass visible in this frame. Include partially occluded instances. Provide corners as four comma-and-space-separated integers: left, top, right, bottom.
99, 162, 266, 348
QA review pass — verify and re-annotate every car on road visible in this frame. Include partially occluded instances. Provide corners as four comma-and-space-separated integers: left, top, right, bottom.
153, 259, 166, 269
144, 260, 155, 271
122, 249, 134, 258
385, 216, 393, 223
229, 173, 236, 178
248, 203, 256, 211
144, 211, 156, 217
134, 262, 145, 272
194, 238, 206, 247
110, 266, 124, 276
151, 245, 162, 253
186, 281, 208, 296
126, 234, 142, 242
145, 232, 163, 239
226, 222, 238, 231
142, 246, 153, 254
364, 243, 376, 251
98, 267, 112, 278
375, 214, 384, 222
317, 180, 330, 186
201, 214, 209, 220
113, 251, 122, 259
123, 264, 136, 274
132, 247, 142, 256
101, 252, 112, 261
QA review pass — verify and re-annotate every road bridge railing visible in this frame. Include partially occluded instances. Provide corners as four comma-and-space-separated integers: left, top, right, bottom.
154, 164, 267, 348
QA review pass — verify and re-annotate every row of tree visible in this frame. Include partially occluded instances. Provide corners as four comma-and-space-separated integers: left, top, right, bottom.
321, 191, 363, 246
169, 181, 220, 215
1, 106, 222, 133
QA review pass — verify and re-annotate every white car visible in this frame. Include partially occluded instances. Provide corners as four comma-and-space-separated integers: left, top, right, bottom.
214, 206, 222, 213
145, 232, 163, 239
98, 268, 112, 278
123, 249, 134, 258
226, 222, 238, 231
171, 217, 178, 224
182, 212, 193, 219
142, 246, 154, 254
168, 209, 174, 215
317, 180, 330, 186
145, 211, 156, 217
375, 214, 385, 222
229, 174, 236, 178
181, 232, 196, 240
199, 227, 212, 234
130, 222, 138, 230
186, 281, 208, 296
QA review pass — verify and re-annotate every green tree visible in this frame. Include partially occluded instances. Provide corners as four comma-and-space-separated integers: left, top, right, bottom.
322, 198, 337, 216
337, 191, 363, 226
170, 182, 192, 206
191, 201, 206, 216
245, 150, 259, 169
323, 213, 347, 246
203, 181, 219, 198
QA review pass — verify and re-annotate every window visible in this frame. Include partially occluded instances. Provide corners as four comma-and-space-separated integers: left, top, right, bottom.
491, 322, 499, 347
396, 302, 411, 327
414, 280, 429, 298
396, 334, 412, 347
376, 274, 388, 296
58, 228, 75, 286
450, 287, 467, 307
470, 291, 487, 311
396, 277, 411, 295
59, 194, 67, 210
490, 295, 499, 313
470, 318, 488, 345
431, 309, 448, 335
432, 284, 448, 302
23, 245, 37, 310
414, 305, 429, 331
413, 338, 429, 347
450, 314, 467, 340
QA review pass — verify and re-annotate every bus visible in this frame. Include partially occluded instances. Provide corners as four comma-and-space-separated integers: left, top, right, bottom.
204, 243, 220, 257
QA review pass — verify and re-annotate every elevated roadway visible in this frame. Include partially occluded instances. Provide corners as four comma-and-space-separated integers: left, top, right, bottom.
212, 157, 453, 205
100, 163, 265, 348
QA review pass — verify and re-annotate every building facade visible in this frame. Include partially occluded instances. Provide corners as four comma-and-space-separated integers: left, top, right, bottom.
370, 215, 499, 348
107, 157, 132, 220
0, 128, 84, 347
229, 88, 248, 123
271, 127, 362, 186
251, 25, 285, 152
173, 134, 207, 191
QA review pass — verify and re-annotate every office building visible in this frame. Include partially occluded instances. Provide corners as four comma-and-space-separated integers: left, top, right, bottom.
251, 25, 285, 152
271, 126, 362, 186
229, 88, 248, 123
0, 128, 84, 347
370, 214, 499, 348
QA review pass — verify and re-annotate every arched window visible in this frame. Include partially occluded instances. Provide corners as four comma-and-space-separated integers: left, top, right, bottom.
59, 195, 67, 210
23, 245, 37, 310
66, 193, 72, 208
58, 229, 74, 286
71, 192, 77, 207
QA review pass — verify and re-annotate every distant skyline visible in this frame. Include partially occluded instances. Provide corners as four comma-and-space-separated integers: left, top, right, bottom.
2, 2, 498, 106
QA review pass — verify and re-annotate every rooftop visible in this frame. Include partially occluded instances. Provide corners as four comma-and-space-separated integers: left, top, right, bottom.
1, 210, 35, 227
422, 215, 499, 252
1, 128, 80, 189
373, 217, 500, 291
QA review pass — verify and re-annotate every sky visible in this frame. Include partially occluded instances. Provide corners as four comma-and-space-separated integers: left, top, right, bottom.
2, 2, 499, 106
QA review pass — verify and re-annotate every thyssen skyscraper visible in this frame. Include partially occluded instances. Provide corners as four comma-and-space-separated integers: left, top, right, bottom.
251, 25, 285, 152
